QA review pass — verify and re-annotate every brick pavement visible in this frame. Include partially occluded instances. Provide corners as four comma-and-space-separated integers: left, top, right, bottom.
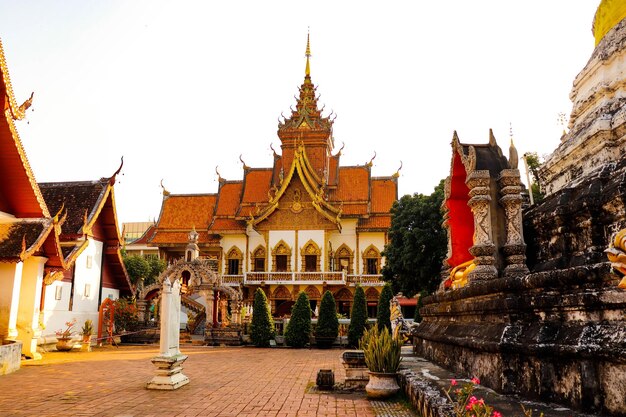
0, 346, 379, 417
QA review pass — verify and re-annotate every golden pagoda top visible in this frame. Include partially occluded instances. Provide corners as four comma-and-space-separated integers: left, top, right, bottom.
305, 31, 311, 78
593, 0, 626, 46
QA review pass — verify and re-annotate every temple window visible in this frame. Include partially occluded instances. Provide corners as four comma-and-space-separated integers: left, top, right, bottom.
251, 245, 266, 272
228, 258, 240, 275
334, 244, 354, 274
362, 245, 381, 275
271, 240, 292, 272
225, 246, 243, 275
300, 240, 321, 272
276, 255, 288, 272
254, 257, 265, 272
305, 255, 317, 272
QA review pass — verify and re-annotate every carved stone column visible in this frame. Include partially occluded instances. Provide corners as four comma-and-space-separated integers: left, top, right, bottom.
466, 171, 498, 280
498, 169, 529, 277
200, 290, 214, 330
137, 299, 147, 323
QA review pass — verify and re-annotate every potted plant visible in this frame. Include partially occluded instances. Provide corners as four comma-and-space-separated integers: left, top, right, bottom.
359, 325, 402, 398
55, 319, 77, 352
315, 290, 339, 348
81, 319, 94, 352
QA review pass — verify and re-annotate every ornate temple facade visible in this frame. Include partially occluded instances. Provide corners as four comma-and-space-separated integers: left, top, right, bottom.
150, 37, 397, 317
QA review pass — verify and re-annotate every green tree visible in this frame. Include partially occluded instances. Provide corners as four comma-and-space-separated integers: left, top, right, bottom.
382, 180, 447, 295
315, 290, 339, 340
376, 282, 393, 331
250, 288, 274, 347
414, 290, 428, 323
146, 256, 166, 286
285, 292, 312, 348
123, 254, 150, 286
524, 152, 544, 203
347, 285, 367, 347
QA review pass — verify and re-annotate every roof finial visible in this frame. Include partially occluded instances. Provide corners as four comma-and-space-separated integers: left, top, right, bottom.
509, 122, 514, 146
305, 28, 311, 78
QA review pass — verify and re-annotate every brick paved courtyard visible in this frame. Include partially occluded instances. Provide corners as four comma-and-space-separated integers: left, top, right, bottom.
0, 345, 379, 417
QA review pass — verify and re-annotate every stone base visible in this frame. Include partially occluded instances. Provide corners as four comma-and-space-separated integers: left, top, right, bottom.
0, 340, 22, 375
417, 264, 626, 416
205, 326, 242, 346
146, 354, 189, 390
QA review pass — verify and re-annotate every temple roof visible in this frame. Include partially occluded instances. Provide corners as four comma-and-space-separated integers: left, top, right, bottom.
0, 218, 53, 262
151, 35, 398, 243
0, 39, 48, 219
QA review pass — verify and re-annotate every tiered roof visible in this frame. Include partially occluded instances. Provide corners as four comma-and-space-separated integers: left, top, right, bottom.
39, 169, 133, 294
151, 35, 398, 246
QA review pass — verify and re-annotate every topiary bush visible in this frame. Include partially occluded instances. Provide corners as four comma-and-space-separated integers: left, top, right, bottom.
377, 282, 393, 331
250, 288, 274, 347
285, 291, 312, 348
348, 285, 368, 347
315, 290, 339, 347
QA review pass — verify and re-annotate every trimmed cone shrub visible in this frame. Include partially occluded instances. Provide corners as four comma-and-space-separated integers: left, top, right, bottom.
251, 288, 274, 347
348, 285, 367, 347
377, 282, 393, 331
315, 290, 339, 346
285, 291, 312, 348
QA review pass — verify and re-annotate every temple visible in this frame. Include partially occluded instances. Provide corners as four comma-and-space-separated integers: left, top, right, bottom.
0, 38, 132, 362
150, 35, 398, 318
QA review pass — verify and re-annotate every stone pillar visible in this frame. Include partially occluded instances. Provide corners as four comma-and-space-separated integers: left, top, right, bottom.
202, 290, 214, 330
219, 299, 228, 326
16, 256, 47, 359
213, 290, 219, 328
146, 277, 189, 390
466, 171, 498, 281
498, 169, 530, 277
137, 299, 147, 323
231, 300, 241, 325
0, 262, 24, 341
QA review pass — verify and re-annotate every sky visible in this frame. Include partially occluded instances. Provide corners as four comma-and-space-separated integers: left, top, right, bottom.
0, 1, 600, 227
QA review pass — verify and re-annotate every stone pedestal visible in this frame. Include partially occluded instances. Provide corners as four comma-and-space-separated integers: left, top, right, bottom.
341, 350, 369, 390
146, 354, 190, 390
147, 277, 189, 390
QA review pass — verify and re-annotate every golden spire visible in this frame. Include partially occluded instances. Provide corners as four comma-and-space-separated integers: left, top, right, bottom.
305, 29, 311, 78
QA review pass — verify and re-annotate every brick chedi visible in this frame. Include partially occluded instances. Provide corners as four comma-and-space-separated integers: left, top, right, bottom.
413, 3, 626, 415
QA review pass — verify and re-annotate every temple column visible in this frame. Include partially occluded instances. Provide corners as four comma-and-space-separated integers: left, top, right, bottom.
200, 290, 214, 330
0, 262, 23, 341
466, 171, 498, 281
16, 256, 47, 359
498, 169, 529, 277
231, 300, 241, 326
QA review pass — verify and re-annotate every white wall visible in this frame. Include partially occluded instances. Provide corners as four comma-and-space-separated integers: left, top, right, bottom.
221, 235, 247, 273
297, 230, 324, 271
41, 238, 104, 343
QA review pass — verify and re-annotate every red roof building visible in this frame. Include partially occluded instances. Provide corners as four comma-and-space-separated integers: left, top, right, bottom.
150, 36, 399, 317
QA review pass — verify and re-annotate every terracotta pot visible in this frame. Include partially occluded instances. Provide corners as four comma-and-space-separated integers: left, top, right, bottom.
365, 371, 400, 399
55, 338, 75, 352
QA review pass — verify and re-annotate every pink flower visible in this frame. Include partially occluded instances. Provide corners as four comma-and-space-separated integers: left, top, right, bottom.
471, 377, 480, 384
451, 379, 457, 386
492, 412, 502, 417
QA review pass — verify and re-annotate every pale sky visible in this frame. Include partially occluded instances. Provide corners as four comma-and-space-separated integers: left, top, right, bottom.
1, 1, 600, 226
